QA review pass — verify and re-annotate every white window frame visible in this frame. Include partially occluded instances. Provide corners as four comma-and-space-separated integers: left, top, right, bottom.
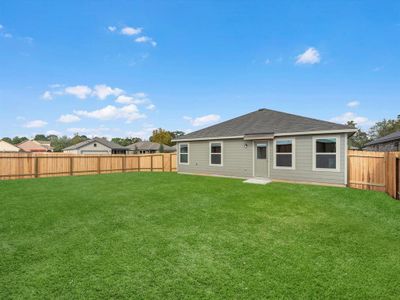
312, 135, 340, 172
273, 138, 295, 170
178, 143, 189, 165
209, 141, 223, 166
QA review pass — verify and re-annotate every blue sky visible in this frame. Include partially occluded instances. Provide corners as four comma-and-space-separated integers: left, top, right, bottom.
0, 0, 399, 139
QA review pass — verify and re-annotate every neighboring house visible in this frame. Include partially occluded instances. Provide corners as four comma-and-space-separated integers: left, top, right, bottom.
173, 108, 357, 186
126, 141, 176, 154
63, 137, 127, 154
0, 140, 22, 152
363, 131, 400, 152
17, 140, 53, 152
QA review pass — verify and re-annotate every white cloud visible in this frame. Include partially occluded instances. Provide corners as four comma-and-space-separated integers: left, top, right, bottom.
23, 120, 48, 128
135, 36, 157, 47
126, 124, 156, 140
74, 104, 145, 123
330, 112, 374, 128
66, 127, 111, 138
121, 26, 142, 35
184, 114, 221, 127
92, 84, 124, 100
0, 24, 3, 30
65, 85, 92, 99
108, 26, 116, 32
146, 104, 156, 111
46, 130, 62, 136
296, 47, 321, 65
58, 114, 80, 123
347, 100, 360, 108
42, 91, 53, 100
115, 95, 134, 104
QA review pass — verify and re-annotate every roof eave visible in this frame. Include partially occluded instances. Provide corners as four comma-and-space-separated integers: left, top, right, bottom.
173, 128, 357, 142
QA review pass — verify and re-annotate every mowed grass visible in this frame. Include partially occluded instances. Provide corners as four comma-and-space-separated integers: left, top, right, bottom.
1, 173, 400, 299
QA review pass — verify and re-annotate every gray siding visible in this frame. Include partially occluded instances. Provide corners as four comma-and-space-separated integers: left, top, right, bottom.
65, 141, 112, 154
177, 139, 253, 178
270, 134, 346, 185
177, 133, 347, 185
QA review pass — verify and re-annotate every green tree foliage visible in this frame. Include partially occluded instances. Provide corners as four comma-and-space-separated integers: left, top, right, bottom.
111, 137, 142, 147
34, 134, 48, 141
368, 115, 400, 139
11, 136, 28, 145
159, 143, 164, 153
1, 137, 12, 143
346, 121, 370, 149
149, 128, 173, 146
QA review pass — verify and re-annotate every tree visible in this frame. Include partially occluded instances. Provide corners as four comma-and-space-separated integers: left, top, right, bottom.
34, 134, 48, 141
2, 137, 12, 143
368, 115, 400, 139
149, 128, 173, 146
12, 136, 28, 145
70, 134, 88, 146
111, 137, 142, 147
346, 121, 370, 149
159, 143, 164, 153
169, 131, 185, 145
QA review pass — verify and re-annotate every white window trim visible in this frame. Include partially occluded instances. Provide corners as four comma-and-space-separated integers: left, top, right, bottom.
178, 143, 190, 165
312, 135, 340, 172
209, 141, 223, 166
273, 138, 296, 170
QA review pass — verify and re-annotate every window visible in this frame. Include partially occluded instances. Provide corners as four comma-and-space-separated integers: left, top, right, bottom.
313, 137, 340, 171
93, 143, 97, 147
257, 144, 267, 159
209, 142, 223, 166
179, 144, 189, 164
274, 139, 294, 169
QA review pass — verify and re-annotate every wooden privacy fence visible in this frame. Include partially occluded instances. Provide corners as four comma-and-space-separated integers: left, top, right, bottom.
348, 150, 400, 199
0, 153, 176, 180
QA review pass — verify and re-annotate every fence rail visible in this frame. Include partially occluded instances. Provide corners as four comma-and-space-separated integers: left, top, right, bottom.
348, 150, 400, 199
0, 153, 176, 180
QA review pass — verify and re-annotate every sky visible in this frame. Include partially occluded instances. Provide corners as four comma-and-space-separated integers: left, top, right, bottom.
0, 0, 399, 139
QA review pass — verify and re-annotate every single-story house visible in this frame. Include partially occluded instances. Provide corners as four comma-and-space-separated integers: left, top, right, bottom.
173, 108, 357, 186
126, 141, 176, 154
63, 137, 127, 155
17, 140, 53, 152
363, 131, 400, 152
0, 140, 22, 152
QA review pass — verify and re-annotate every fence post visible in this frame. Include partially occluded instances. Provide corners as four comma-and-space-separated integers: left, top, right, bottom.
34, 157, 39, 178
162, 154, 164, 172
97, 156, 101, 174
138, 156, 141, 172
150, 155, 153, 172
170, 154, 172, 172
70, 156, 74, 176
122, 156, 126, 173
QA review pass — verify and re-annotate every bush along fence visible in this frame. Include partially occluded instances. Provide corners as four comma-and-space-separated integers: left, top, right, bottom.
348, 150, 400, 199
0, 153, 176, 180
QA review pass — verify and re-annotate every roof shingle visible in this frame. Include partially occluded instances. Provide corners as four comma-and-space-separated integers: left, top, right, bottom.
176, 108, 354, 140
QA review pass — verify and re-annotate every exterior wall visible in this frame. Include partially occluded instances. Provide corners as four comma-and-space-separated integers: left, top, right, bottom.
364, 140, 400, 152
270, 134, 346, 185
177, 133, 348, 185
177, 139, 253, 178
65, 141, 112, 154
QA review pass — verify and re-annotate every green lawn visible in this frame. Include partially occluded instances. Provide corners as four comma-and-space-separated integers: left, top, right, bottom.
1, 173, 400, 299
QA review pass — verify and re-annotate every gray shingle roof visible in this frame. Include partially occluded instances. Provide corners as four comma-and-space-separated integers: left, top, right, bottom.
364, 131, 400, 146
176, 108, 354, 140
126, 141, 176, 152
63, 137, 126, 151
